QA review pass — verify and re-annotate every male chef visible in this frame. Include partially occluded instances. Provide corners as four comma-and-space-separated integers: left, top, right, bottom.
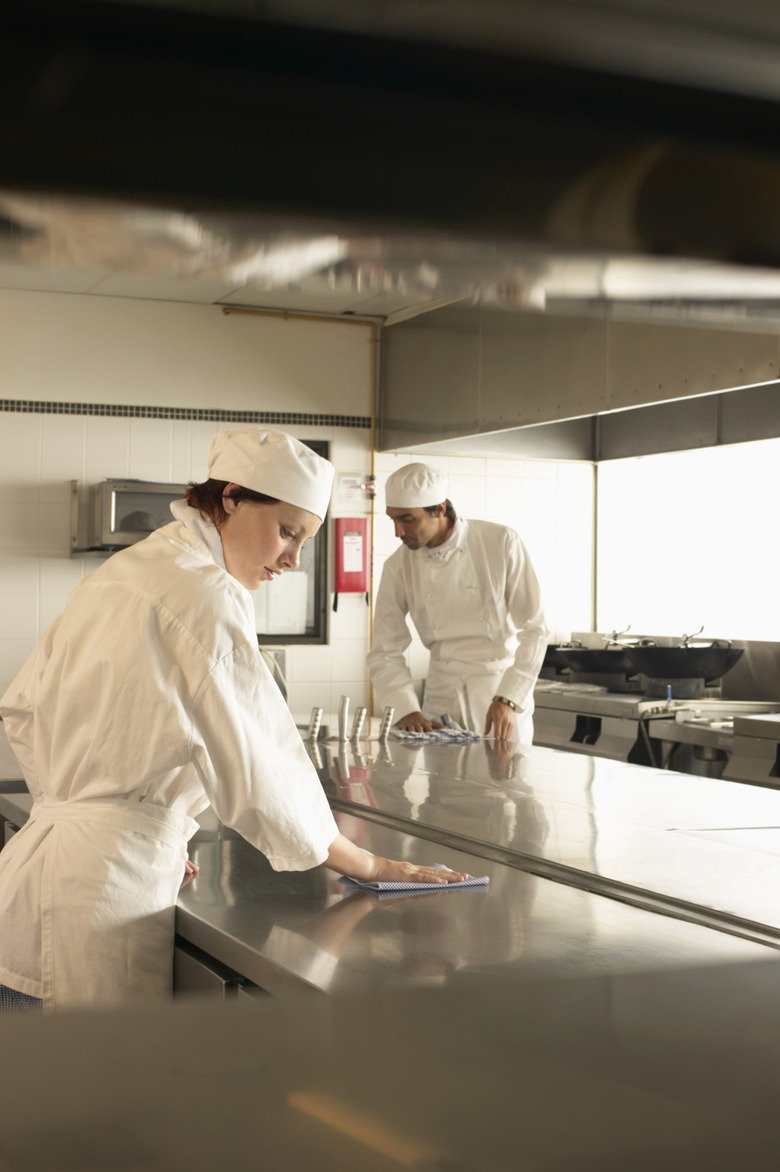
367, 463, 549, 743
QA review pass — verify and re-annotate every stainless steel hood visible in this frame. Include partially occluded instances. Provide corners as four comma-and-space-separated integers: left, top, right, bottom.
8, 188, 780, 332
5, 0, 780, 449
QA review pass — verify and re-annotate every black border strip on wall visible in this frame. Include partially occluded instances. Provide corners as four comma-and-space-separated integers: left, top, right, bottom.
0, 401, 370, 427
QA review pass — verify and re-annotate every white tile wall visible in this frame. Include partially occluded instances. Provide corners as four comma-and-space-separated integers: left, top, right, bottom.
287, 644, 333, 684
0, 412, 377, 713
372, 450, 595, 699
0, 413, 43, 467
0, 411, 594, 716
595, 440, 780, 640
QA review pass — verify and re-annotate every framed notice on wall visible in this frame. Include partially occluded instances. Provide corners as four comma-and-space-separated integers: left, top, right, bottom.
251, 439, 329, 645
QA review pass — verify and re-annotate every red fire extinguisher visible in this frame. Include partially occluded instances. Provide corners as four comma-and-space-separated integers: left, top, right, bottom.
333, 517, 369, 611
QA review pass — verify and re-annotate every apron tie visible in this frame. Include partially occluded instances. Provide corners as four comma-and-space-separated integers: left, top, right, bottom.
30, 798, 198, 852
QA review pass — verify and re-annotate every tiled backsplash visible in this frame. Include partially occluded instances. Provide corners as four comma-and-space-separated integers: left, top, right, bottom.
0, 400, 370, 427
0, 407, 594, 719
0, 409, 376, 718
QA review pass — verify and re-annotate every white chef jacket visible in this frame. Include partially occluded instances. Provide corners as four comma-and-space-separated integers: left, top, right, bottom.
0, 513, 338, 1009
368, 519, 549, 741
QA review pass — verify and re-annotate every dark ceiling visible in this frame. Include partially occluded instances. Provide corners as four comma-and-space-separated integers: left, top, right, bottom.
4, 1, 780, 328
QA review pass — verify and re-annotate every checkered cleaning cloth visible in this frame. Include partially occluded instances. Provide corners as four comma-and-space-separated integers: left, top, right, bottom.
339, 864, 489, 893
390, 714, 482, 744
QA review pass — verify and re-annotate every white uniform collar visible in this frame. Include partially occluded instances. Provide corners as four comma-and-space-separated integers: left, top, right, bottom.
169, 499, 226, 570
423, 515, 465, 561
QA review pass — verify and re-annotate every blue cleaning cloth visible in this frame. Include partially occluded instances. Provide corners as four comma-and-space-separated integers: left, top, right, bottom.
339, 864, 489, 893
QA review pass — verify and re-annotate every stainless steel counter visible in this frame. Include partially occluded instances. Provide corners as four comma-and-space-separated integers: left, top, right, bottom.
5, 726, 780, 996
1, 790, 772, 997
533, 683, 780, 776
733, 712, 780, 739
648, 715, 736, 752
323, 738, 780, 941
726, 711, 780, 786
180, 811, 772, 994
5, 956, 780, 1171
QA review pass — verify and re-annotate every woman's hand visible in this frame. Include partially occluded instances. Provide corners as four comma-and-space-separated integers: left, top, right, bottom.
180, 858, 199, 888
365, 856, 469, 885
324, 833, 468, 884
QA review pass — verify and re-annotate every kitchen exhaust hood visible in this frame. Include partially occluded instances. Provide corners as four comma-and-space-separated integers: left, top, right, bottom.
5, 0, 780, 451
6, 144, 780, 334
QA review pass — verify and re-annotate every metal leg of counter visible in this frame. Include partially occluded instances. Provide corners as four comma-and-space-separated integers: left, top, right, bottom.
235, 983, 272, 1005
173, 938, 271, 1002
533, 709, 651, 763
724, 736, 780, 787
173, 938, 245, 1000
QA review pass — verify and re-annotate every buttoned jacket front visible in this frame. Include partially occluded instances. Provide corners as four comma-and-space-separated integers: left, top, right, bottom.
0, 518, 338, 1008
368, 519, 549, 735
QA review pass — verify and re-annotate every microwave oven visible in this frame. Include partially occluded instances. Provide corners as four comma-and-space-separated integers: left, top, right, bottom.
89, 479, 188, 548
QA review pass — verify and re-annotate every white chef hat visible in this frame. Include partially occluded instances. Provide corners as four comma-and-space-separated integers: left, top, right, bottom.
208, 427, 334, 521
385, 462, 449, 508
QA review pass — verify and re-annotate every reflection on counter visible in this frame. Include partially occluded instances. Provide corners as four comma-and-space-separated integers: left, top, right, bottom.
323, 736, 780, 938
329, 737, 550, 860
4, 727, 780, 1005
179, 811, 770, 997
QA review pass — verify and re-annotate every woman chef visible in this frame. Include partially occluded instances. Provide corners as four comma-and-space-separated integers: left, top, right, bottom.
0, 427, 466, 1012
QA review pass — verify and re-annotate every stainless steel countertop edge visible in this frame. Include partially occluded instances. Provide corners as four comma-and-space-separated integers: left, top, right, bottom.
327, 795, 780, 951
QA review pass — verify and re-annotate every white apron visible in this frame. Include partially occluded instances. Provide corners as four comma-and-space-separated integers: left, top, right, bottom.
423, 656, 535, 745
1, 798, 197, 1010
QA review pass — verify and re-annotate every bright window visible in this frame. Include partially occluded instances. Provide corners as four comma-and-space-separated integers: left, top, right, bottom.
596, 439, 780, 640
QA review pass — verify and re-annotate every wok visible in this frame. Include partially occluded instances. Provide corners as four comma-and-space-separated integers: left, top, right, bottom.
624, 644, 743, 681
542, 645, 570, 671
555, 646, 637, 674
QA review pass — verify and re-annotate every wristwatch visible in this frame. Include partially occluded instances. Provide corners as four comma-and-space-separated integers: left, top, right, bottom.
493, 695, 516, 711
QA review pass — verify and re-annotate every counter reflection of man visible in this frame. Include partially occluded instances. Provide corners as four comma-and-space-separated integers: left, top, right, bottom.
315, 746, 551, 984
367, 463, 549, 744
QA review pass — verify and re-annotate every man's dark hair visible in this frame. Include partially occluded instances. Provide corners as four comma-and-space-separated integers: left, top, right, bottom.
423, 498, 456, 522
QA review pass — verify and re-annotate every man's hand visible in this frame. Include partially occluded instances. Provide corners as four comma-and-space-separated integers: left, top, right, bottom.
483, 737, 517, 781
398, 710, 444, 733
483, 699, 515, 741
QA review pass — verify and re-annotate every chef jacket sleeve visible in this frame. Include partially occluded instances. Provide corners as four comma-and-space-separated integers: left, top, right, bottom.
495, 530, 550, 711
190, 640, 339, 871
366, 556, 423, 720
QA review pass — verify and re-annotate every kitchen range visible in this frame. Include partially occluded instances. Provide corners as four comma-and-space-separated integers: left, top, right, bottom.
534, 631, 780, 786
